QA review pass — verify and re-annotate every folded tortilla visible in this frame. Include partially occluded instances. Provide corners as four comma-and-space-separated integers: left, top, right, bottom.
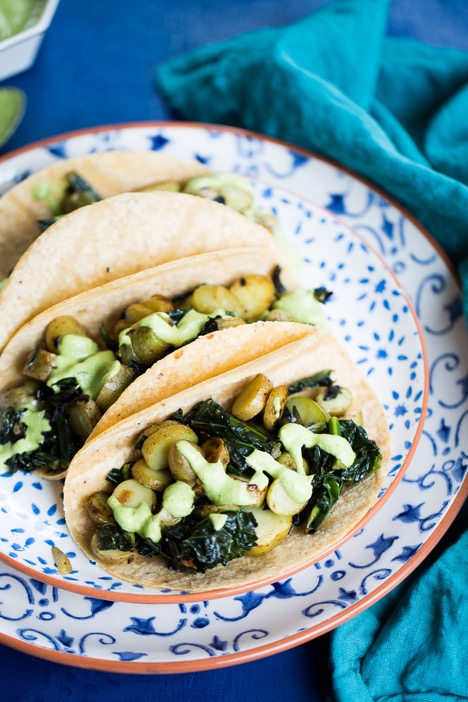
0, 191, 278, 352
0, 150, 208, 280
63, 328, 391, 594
0, 247, 306, 443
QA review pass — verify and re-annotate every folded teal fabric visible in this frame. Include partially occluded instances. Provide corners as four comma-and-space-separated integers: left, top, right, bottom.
155, 0, 468, 323
331, 524, 468, 701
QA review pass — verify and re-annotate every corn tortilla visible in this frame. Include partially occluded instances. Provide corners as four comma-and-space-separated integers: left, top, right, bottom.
0, 192, 278, 352
63, 328, 391, 594
0, 150, 208, 280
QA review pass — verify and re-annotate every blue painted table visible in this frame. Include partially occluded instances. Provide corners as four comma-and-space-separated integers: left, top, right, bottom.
0, 0, 466, 699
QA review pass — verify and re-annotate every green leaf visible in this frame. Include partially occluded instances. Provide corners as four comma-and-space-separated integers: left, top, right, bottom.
0, 88, 25, 148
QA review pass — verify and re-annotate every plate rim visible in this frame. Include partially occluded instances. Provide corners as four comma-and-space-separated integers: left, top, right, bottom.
0, 122, 429, 602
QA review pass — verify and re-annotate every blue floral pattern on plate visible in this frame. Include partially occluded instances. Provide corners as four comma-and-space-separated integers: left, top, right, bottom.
0, 124, 465, 671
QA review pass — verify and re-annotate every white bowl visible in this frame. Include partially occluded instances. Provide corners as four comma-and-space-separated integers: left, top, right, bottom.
0, 0, 60, 82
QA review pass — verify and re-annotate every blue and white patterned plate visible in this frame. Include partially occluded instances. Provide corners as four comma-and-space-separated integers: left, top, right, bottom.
0, 123, 464, 672
0, 133, 425, 599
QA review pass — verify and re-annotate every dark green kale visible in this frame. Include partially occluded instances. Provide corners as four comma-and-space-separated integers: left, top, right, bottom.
60, 171, 101, 213
0, 407, 27, 444
339, 419, 382, 482
304, 419, 381, 533
313, 287, 333, 304
96, 524, 135, 552
272, 265, 287, 294
38, 216, 61, 232
287, 370, 334, 394
106, 462, 133, 486
184, 399, 280, 477
159, 509, 258, 573
168, 309, 187, 324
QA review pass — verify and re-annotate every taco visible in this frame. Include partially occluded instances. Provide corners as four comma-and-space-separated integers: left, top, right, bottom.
0, 247, 329, 480
0, 150, 209, 280
63, 327, 390, 594
0, 191, 282, 352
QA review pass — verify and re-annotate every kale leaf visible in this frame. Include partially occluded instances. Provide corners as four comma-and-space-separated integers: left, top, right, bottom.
184, 399, 280, 476
287, 370, 334, 394
106, 463, 133, 487
339, 419, 382, 482
96, 524, 134, 552
159, 509, 258, 573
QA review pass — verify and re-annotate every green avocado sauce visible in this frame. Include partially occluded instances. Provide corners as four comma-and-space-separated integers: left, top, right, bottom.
108, 481, 195, 544
0, 0, 46, 41
0, 407, 50, 470
279, 423, 356, 472
47, 334, 118, 399
107, 423, 355, 540
119, 308, 228, 352
273, 290, 327, 328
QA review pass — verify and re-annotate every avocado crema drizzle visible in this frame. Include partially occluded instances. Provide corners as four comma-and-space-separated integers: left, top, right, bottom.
0, 269, 332, 477
87, 370, 382, 574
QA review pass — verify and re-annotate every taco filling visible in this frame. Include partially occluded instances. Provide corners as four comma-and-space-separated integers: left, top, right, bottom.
0, 272, 331, 477
86, 370, 381, 573
34, 171, 275, 233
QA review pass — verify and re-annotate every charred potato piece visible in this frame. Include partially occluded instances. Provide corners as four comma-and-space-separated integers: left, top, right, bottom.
232, 373, 273, 421
90, 532, 133, 565
125, 294, 174, 324
86, 491, 115, 525
112, 479, 156, 509
23, 348, 57, 382
192, 285, 242, 316
266, 479, 308, 516
230, 274, 276, 321
214, 317, 246, 330
168, 442, 203, 485
142, 423, 199, 471
96, 364, 134, 410
45, 316, 87, 352
67, 397, 102, 441
132, 458, 172, 492
263, 385, 288, 431
315, 386, 353, 416
201, 437, 230, 467
246, 507, 292, 557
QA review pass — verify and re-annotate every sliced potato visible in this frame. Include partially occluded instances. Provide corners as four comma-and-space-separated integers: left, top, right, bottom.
112, 479, 156, 509
142, 423, 199, 471
23, 348, 57, 382
86, 491, 114, 525
132, 458, 172, 492
266, 479, 307, 516
232, 373, 273, 421
263, 385, 288, 431
230, 274, 276, 321
90, 532, 133, 565
123, 326, 170, 365
96, 364, 134, 410
67, 397, 103, 441
45, 315, 87, 352
192, 285, 242, 316
315, 386, 353, 416
285, 396, 328, 426
125, 294, 173, 324
246, 507, 292, 557
201, 437, 230, 467
214, 316, 246, 330
167, 442, 201, 485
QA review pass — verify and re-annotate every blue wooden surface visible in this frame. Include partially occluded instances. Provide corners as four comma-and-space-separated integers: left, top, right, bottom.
0, 0, 466, 698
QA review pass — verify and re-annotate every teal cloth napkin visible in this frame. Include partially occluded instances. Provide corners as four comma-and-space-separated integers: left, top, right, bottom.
155, 1, 468, 698
156, 0, 468, 324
